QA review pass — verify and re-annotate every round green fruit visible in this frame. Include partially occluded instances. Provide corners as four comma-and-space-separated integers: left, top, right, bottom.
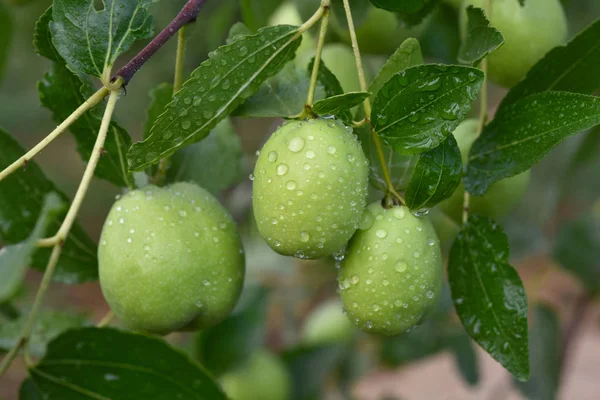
220, 351, 291, 400
339, 202, 443, 336
99, 182, 245, 334
462, 0, 567, 87
269, 2, 315, 58
331, 6, 423, 55
253, 118, 369, 259
438, 119, 530, 224
301, 299, 355, 345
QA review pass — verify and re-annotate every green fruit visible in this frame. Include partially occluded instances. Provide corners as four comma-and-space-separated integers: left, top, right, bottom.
462, 0, 567, 87
253, 119, 369, 259
301, 299, 355, 345
438, 119, 530, 224
339, 202, 443, 335
331, 6, 423, 55
269, 2, 315, 58
99, 182, 245, 334
220, 351, 291, 400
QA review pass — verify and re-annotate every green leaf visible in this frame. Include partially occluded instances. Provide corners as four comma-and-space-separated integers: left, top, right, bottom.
233, 63, 324, 118
167, 119, 244, 194
458, 6, 504, 66
312, 91, 370, 118
0, 129, 98, 283
241, 0, 283, 32
445, 332, 480, 386
0, 193, 64, 303
372, 64, 483, 154
0, 310, 88, 357
30, 327, 227, 400
553, 213, 600, 294
368, 38, 424, 100
0, 3, 13, 81
145, 83, 173, 140
195, 286, 270, 376
20, 379, 44, 400
369, 0, 429, 13
38, 63, 133, 188
227, 22, 254, 44
380, 321, 445, 366
499, 19, 600, 112
448, 216, 529, 381
405, 135, 462, 210
396, 0, 441, 27
514, 304, 562, 400
283, 344, 346, 400
128, 25, 302, 171
35, 7, 133, 188
50, 0, 157, 78
464, 92, 600, 196
309, 57, 345, 98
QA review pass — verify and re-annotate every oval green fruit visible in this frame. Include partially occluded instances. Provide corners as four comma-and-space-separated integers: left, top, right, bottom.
253, 119, 369, 259
301, 299, 355, 345
438, 119, 530, 224
339, 202, 443, 336
462, 0, 567, 87
99, 182, 245, 334
220, 351, 291, 400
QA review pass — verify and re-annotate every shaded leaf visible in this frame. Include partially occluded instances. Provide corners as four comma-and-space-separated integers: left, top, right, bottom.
380, 320, 445, 366
445, 332, 480, 386
553, 213, 600, 294
0, 193, 64, 303
0, 3, 13, 81
30, 327, 227, 400
372, 64, 483, 154
167, 119, 244, 194
145, 83, 173, 139
241, 0, 283, 32
405, 135, 462, 210
448, 216, 529, 380
19, 379, 44, 400
50, 0, 157, 78
227, 22, 254, 44
129, 25, 302, 171
369, 0, 429, 13
499, 19, 600, 112
465, 92, 600, 196
0, 310, 88, 357
514, 304, 562, 400
458, 6, 504, 65
195, 286, 270, 376
369, 38, 424, 100
283, 344, 346, 400
312, 91, 370, 118
309, 57, 344, 98
0, 129, 98, 283
397, 0, 441, 27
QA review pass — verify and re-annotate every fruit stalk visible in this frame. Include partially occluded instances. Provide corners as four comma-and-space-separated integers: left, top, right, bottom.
305, 0, 331, 107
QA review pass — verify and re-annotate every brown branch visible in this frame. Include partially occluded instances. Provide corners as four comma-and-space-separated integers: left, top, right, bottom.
112, 0, 208, 85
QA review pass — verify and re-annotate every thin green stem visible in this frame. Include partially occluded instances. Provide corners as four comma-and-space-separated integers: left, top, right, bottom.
306, 1, 331, 107
97, 311, 115, 328
0, 87, 109, 183
0, 338, 24, 378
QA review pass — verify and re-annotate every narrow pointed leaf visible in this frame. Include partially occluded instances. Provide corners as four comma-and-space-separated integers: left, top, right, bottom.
465, 92, 600, 196
128, 25, 302, 171
448, 216, 529, 381
499, 19, 600, 112
312, 91, 370, 118
405, 134, 462, 210
0, 193, 64, 303
0, 129, 98, 283
50, 0, 157, 78
309, 57, 345, 98
372, 64, 483, 154
30, 327, 227, 400
446, 333, 480, 386
369, 38, 424, 99
458, 6, 504, 65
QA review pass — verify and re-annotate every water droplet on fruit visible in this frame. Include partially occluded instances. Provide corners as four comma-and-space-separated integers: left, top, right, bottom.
395, 261, 408, 272
300, 231, 310, 242
393, 208, 406, 219
376, 229, 387, 239
305, 150, 315, 159
286, 181, 297, 190
327, 146, 336, 154
268, 151, 278, 163
288, 137, 305, 152
276, 164, 288, 175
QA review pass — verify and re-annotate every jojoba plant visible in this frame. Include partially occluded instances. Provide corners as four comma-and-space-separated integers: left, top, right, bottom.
339, 202, 443, 335
253, 118, 368, 259
99, 182, 245, 334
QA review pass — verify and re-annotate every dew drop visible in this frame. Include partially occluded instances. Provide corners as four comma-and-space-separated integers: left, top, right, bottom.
288, 137, 305, 152
305, 150, 315, 159
286, 181, 297, 190
276, 164, 289, 175
395, 261, 408, 273
393, 208, 406, 219
375, 229, 388, 239
268, 151, 278, 163
300, 231, 310, 242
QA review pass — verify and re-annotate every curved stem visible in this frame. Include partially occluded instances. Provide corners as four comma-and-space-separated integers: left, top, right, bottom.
0, 338, 24, 378
97, 311, 115, 328
306, 1, 331, 107
0, 87, 109, 183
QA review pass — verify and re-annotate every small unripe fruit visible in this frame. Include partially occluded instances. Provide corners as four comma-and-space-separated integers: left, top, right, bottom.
253, 119, 369, 259
462, 0, 567, 87
301, 299, 355, 345
438, 119, 530, 224
220, 351, 291, 400
339, 202, 443, 336
99, 182, 245, 334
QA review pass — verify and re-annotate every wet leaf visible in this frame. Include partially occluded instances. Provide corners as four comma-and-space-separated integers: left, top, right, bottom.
448, 216, 529, 381
458, 6, 504, 65
372, 64, 483, 154
312, 91, 370, 119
